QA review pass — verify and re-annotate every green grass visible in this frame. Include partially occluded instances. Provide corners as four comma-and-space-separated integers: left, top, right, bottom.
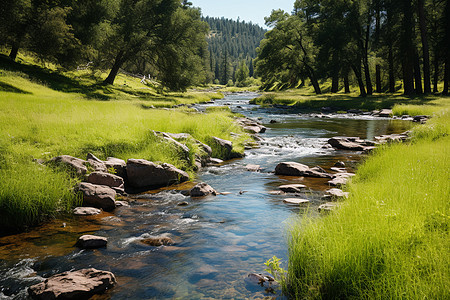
251, 87, 448, 114
281, 101, 450, 299
0, 55, 247, 231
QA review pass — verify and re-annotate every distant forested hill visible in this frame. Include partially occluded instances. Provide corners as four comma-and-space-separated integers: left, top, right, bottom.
203, 17, 266, 84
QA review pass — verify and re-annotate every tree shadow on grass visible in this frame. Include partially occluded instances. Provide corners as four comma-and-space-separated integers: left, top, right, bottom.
0, 55, 111, 100
0, 81, 32, 94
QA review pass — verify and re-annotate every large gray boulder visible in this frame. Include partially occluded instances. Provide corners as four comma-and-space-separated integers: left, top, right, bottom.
77, 182, 116, 211
47, 155, 88, 176
28, 268, 116, 300
126, 159, 189, 189
87, 172, 124, 189
275, 162, 333, 178
190, 182, 217, 197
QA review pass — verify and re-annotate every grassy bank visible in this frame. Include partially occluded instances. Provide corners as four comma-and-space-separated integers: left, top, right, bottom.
0, 57, 248, 231
251, 88, 448, 114
280, 100, 449, 298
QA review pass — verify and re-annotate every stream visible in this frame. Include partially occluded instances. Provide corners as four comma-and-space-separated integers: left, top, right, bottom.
0, 93, 412, 299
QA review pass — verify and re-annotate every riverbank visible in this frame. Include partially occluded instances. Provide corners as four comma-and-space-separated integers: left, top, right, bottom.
0, 58, 249, 232
281, 99, 449, 298
250, 88, 447, 115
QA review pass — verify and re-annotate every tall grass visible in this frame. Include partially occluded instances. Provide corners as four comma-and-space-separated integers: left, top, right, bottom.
0, 66, 245, 231
283, 107, 450, 298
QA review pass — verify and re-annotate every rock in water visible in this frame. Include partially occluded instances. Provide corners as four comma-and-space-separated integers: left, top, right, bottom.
73, 207, 101, 216
245, 164, 262, 172
318, 202, 340, 213
87, 172, 124, 189
283, 198, 310, 205
326, 188, 349, 199
275, 162, 333, 178
28, 268, 116, 300
76, 235, 108, 249
190, 182, 217, 197
141, 235, 175, 246
279, 184, 307, 193
126, 159, 189, 189
77, 182, 116, 211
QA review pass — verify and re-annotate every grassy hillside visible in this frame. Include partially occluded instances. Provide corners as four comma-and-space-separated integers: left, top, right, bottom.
278, 97, 450, 298
0, 55, 248, 232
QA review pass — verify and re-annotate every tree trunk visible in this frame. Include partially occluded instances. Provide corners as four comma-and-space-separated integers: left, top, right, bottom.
344, 72, 350, 93
364, 20, 373, 95
417, 0, 431, 93
444, 59, 449, 95
104, 51, 125, 85
433, 52, 439, 93
331, 72, 339, 93
414, 50, 423, 94
376, 64, 382, 93
401, 0, 415, 96
388, 45, 395, 93
352, 64, 367, 97
307, 66, 321, 95
9, 45, 19, 61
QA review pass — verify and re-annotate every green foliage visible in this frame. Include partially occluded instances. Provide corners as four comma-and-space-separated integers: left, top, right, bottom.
235, 60, 250, 87
264, 256, 287, 282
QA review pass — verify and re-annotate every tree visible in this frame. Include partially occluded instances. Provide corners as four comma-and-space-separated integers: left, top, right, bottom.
235, 60, 249, 86
101, 0, 179, 85
255, 10, 321, 93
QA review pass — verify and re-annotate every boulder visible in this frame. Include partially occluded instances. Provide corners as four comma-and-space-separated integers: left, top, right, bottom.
115, 200, 130, 207
326, 188, 349, 199
245, 164, 262, 172
77, 182, 116, 211
318, 202, 340, 213
279, 184, 307, 193
76, 235, 107, 249
47, 155, 88, 176
328, 176, 349, 187
28, 268, 116, 300
141, 235, 175, 246
152, 131, 190, 161
208, 158, 223, 166
275, 162, 333, 178
212, 136, 233, 153
283, 198, 310, 205
126, 159, 189, 189
190, 182, 217, 197
375, 132, 410, 144
334, 161, 346, 167
379, 109, 393, 117
73, 207, 101, 216
104, 157, 127, 178
87, 172, 124, 189
413, 115, 429, 123
328, 137, 370, 151
86, 153, 107, 173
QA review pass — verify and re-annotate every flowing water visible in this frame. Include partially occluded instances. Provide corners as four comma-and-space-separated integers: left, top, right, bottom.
0, 93, 412, 299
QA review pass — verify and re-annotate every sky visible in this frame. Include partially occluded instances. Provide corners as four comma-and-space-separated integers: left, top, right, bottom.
191, 0, 295, 27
